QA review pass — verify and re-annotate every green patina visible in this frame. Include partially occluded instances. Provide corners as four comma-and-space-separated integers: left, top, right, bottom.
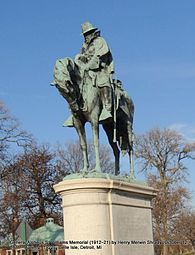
63, 171, 146, 186
52, 22, 135, 178
28, 218, 64, 242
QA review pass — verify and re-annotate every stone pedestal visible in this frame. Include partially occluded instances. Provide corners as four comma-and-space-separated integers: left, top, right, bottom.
54, 178, 157, 255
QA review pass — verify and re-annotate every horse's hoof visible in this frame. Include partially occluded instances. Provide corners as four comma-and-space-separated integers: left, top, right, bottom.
91, 168, 101, 173
80, 168, 89, 173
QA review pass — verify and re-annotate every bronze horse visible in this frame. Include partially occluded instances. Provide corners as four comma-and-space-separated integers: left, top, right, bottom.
52, 58, 134, 176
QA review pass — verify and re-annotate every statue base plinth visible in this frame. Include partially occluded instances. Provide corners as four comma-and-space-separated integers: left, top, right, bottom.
54, 178, 157, 255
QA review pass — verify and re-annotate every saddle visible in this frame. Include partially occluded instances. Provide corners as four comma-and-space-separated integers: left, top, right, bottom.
113, 79, 134, 119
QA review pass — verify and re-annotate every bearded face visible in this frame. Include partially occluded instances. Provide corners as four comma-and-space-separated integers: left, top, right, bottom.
84, 31, 96, 44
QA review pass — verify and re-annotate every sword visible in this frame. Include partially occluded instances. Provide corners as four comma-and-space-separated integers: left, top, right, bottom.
110, 76, 117, 143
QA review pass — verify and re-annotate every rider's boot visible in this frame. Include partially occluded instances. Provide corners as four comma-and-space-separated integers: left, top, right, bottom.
63, 115, 74, 127
99, 86, 112, 123
99, 108, 112, 123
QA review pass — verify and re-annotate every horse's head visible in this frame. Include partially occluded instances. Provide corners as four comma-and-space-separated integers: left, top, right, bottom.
52, 58, 81, 112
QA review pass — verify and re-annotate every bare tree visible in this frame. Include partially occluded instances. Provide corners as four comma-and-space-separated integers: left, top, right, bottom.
147, 174, 191, 255
0, 143, 63, 235
135, 128, 195, 255
0, 156, 24, 239
135, 128, 195, 183
0, 101, 32, 180
17, 143, 62, 228
173, 210, 195, 252
0, 101, 33, 239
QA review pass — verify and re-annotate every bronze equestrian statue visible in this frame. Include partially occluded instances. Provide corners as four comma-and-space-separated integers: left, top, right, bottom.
51, 22, 134, 176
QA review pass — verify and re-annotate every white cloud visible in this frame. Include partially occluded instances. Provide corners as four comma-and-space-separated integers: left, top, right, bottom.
169, 123, 195, 142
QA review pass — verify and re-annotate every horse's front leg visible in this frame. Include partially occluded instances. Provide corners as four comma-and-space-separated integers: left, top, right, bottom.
91, 121, 101, 172
74, 119, 89, 172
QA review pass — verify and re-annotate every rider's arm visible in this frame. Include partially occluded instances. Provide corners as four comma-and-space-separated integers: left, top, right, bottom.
85, 37, 110, 70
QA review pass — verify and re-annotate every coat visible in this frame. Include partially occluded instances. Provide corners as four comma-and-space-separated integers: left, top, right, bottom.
76, 35, 114, 88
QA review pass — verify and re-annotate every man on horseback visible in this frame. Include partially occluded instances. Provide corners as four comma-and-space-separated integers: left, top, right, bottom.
52, 22, 135, 176
64, 21, 114, 127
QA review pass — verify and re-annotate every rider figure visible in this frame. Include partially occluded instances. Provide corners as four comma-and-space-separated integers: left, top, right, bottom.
64, 21, 114, 127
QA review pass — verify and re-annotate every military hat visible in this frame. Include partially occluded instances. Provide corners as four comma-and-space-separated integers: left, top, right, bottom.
81, 22, 98, 35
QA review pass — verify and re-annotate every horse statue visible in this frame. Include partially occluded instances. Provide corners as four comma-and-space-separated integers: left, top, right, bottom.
52, 57, 134, 176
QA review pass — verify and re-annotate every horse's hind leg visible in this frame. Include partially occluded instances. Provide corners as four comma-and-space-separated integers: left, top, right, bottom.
112, 142, 120, 175
103, 124, 120, 175
74, 119, 89, 172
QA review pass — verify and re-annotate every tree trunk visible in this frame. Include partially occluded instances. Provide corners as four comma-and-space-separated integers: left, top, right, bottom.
162, 243, 168, 255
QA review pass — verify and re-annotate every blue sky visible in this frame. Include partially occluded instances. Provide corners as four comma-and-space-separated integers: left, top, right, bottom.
0, 1, 195, 205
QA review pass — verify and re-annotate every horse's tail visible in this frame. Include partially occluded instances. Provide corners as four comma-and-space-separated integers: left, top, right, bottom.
116, 94, 134, 155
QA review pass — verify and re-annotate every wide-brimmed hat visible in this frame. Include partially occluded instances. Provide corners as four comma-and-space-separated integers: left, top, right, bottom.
81, 21, 98, 35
